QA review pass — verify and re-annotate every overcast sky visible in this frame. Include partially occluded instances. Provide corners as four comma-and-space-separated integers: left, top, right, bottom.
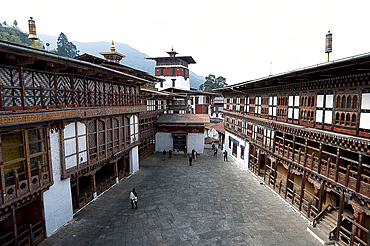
2, 0, 370, 85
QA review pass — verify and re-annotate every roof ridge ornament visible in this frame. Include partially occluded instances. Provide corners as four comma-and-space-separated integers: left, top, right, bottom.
111, 40, 116, 52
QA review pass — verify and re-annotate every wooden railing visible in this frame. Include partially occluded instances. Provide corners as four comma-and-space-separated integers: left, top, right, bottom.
338, 215, 369, 246
2, 162, 52, 205
0, 66, 143, 112
313, 204, 334, 227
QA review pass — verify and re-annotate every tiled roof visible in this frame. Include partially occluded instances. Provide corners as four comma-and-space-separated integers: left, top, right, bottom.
214, 97, 224, 104
157, 114, 210, 124
212, 122, 225, 134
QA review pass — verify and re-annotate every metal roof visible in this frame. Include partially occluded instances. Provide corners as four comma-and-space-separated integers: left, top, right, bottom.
215, 51, 370, 93
0, 41, 157, 85
157, 114, 210, 124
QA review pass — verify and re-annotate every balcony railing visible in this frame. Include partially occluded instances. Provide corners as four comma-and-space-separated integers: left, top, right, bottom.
0, 66, 142, 112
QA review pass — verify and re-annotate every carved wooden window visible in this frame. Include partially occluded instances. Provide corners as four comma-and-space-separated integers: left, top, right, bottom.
64, 122, 87, 169
1, 128, 49, 192
353, 96, 358, 109
98, 120, 105, 158
269, 96, 277, 117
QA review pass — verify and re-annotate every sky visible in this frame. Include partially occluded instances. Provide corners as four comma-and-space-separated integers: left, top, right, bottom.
2, 0, 370, 85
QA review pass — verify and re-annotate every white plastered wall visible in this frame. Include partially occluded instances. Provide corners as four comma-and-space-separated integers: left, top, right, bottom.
43, 130, 73, 237
155, 132, 173, 151
187, 133, 204, 154
156, 75, 190, 91
130, 146, 139, 174
224, 131, 249, 168
360, 93, 370, 130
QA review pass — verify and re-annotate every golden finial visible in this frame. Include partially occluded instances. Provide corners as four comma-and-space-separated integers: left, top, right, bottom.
171, 46, 174, 51
110, 40, 116, 52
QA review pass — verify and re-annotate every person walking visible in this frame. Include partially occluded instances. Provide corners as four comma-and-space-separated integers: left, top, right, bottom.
223, 150, 228, 161
189, 155, 193, 166
212, 142, 215, 151
163, 149, 166, 161
214, 147, 218, 156
130, 188, 138, 209
169, 149, 172, 159
192, 149, 195, 160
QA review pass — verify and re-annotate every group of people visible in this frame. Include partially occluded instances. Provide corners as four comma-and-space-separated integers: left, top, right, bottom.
188, 148, 197, 166
162, 149, 173, 161
213, 142, 228, 161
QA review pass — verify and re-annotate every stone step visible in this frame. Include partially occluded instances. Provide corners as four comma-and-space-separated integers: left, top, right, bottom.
307, 226, 336, 245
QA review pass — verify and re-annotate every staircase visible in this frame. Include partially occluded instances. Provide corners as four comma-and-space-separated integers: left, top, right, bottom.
316, 209, 338, 235
307, 208, 338, 245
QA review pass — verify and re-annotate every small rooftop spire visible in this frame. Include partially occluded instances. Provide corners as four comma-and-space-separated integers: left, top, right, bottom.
110, 40, 116, 52
167, 46, 178, 57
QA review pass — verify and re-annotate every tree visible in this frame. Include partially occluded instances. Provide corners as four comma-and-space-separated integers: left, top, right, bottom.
56, 32, 79, 58
199, 74, 227, 92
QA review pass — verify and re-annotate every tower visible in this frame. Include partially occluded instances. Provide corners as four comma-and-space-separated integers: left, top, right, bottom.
99, 41, 126, 63
146, 47, 196, 91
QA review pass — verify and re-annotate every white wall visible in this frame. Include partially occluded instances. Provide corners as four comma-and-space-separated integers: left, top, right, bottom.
187, 133, 204, 154
155, 132, 173, 151
155, 75, 190, 91
224, 131, 249, 168
130, 146, 139, 174
43, 130, 73, 237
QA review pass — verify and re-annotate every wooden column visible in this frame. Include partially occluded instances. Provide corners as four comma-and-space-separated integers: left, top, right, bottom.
336, 190, 345, 241
12, 206, 18, 245
335, 148, 342, 182
303, 139, 308, 168
318, 182, 325, 213
356, 154, 364, 192
317, 143, 323, 174
285, 163, 291, 199
91, 174, 97, 198
299, 171, 306, 211
257, 150, 262, 176
351, 210, 359, 244
19, 67, 26, 110
274, 160, 278, 190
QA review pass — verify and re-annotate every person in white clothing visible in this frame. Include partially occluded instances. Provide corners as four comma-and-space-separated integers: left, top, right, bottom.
130, 188, 138, 209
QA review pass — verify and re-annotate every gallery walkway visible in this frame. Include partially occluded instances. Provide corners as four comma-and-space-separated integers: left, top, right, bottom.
40, 149, 321, 246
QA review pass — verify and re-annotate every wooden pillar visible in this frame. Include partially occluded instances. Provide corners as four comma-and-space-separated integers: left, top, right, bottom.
11, 206, 18, 244
336, 190, 345, 241
351, 210, 359, 245
318, 182, 325, 213
114, 162, 119, 184
303, 139, 308, 168
285, 163, 291, 199
299, 171, 306, 211
356, 154, 364, 192
274, 160, 278, 190
335, 148, 342, 182
91, 174, 97, 199
257, 150, 261, 176
317, 143, 323, 174
19, 67, 26, 110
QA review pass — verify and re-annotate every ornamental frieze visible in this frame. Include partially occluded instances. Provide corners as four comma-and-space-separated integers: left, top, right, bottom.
0, 110, 79, 127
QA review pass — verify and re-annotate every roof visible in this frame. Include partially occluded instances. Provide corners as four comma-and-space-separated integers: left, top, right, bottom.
212, 122, 225, 134
205, 137, 218, 144
157, 114, 210, 124
161, 87, 219, 96
214, 97, 224, 104
140, 88, 187, 98
74, 53, 162, 83
0, 41, 157, 85
146, 56, 196, 64
215, 51, 370, 93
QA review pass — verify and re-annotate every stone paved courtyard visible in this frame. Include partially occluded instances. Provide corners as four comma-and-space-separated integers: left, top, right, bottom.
40, 148, 321, 246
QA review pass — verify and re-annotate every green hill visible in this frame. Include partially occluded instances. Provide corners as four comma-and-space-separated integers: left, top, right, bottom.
0, 21, 43, 49
2, 28, 205, 89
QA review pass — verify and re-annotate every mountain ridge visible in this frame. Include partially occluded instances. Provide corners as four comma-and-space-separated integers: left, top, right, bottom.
38, 33, 205, 89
